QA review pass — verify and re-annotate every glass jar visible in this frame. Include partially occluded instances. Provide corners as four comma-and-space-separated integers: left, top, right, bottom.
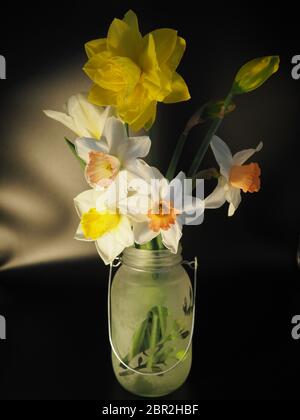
110, 246, 194, 397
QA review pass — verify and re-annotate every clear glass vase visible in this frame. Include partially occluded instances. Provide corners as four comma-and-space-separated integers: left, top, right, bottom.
109, 246, 195, 397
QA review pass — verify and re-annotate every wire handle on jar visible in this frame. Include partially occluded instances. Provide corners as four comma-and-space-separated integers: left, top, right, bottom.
107, 256, 198, 376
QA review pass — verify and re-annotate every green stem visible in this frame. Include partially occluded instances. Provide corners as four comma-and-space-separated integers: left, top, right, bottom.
154, 234, 165, 250
165, 132, 188, 181
165, 104, 207, 181
157, 306, 166, 337
135, 234, 165, 251
137, 241, 155, 250
188, 92, 233, 178
146, 313, 158, 370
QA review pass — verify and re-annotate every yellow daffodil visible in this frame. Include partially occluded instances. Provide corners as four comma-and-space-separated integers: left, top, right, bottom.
74, 177, 134, 264
83, 10, 190, 131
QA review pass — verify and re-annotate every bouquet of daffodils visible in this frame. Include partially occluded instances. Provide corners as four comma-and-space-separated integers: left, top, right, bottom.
44, 10, 279, 265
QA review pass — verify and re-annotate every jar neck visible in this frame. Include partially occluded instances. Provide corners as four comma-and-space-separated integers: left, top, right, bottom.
122, 246, 182, 270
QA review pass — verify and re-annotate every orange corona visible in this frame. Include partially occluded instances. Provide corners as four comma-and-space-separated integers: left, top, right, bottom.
229, 162, 261, 193
148, 201, 179, 232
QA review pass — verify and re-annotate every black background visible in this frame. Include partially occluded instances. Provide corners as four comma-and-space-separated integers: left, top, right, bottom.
0, 1, 299, 400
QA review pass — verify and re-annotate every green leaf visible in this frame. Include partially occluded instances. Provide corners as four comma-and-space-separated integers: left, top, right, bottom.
64, 137, 86, 169
128, 319, 149, 361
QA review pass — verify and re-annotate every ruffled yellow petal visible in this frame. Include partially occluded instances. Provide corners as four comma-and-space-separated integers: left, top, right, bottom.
84, 53, 140, 96
123, 9, 140, 33
130, 100, 157, 132
143, 103, 157, 131
155, 68, 173, 101
117, 83, 157, 131
163, 72, 190, 103
166, 36, 186, 71
83, 51, 111, 82
99, 57, 140, 93
85, 38, 107, 58
139, 34, 172, 101
88, 84, 118, 106
139, 34, 161, 99
149, 28, 177, 65
139, 33, 158, 74
107, 17, 142, 62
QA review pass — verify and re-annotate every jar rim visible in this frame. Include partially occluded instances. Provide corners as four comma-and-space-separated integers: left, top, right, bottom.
122, 244, 182, 270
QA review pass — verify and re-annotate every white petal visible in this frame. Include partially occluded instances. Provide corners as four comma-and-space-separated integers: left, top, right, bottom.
43, 110, 85, 137
73, 189, 99, 217
161, 222, 182, 254
114, 216, 134, 247
133, 221, 158, 244
232, 141, 263, 166
117, 136, 151, 162
204, 178, 227, 209
159, 178, 169, 200
168, 171, 186, 204
125, 159, 154, 184
125, 194, 150, 221
227, 187, 242, 217
44, 94, 112, 139
94, 106, 114, 139
150, 166, 165, 181
102, 116, 127, 155
94, 172, 127, 212
210, 135, 233, 179
75, 137, 109, 162
67, 94, 113, 139
172, 171, 186, 184
128, 213, 149, 223
95, 234, 124, 265
95, 216, 134, 265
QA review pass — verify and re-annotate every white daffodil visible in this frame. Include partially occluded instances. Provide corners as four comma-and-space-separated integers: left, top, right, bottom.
44, 92, 112, 139
75, 116, 152, 189
127, 170, 204, 254
74, 174, 134, 264
205, 135, 263, 216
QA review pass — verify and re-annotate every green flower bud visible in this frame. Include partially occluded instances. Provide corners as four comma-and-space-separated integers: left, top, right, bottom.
232, 56, 280, 94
